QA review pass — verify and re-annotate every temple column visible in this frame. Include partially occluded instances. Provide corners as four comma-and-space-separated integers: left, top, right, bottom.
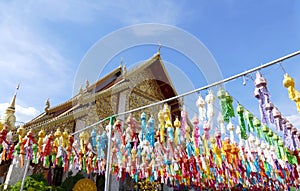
109, 89, 129, 190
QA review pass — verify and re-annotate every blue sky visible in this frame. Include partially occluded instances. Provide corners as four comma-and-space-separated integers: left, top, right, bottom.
0, 0, 300, 131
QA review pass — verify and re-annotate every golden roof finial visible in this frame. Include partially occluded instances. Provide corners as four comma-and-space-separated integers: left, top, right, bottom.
85, 79, 89, 90
120, 57, 127, 77
120, 57, 124, 68
158, 43, 162, 55
44, 98, 50, 113
79, 85, 84, 94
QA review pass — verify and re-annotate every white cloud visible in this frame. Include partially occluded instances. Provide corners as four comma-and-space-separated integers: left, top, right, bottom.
0, 103, 40, 124
98, 0, 184, 25
95, 0, 186, 25
286, 114, 300, 130
0, 1, 73, 113
25, 0, 98, 23
0, 1, 185, 26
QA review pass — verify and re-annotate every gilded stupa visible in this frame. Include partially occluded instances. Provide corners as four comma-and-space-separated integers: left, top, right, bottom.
1, 85, 19, 131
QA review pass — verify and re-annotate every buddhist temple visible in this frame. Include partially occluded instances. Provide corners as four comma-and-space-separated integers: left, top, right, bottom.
1, 52, 181, 190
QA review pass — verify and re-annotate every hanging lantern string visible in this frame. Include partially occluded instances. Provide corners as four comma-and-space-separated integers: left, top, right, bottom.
242, 62, 288, 85
71, 50, 300, 135
211, 92, 265, 141
230, 92, 294, 155
260, 64, 282, 76
279, 62, 287, 74
228, 92, 285, 140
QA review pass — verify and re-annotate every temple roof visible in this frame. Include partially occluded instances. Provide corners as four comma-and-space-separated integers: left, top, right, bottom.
23, 52, 180, 129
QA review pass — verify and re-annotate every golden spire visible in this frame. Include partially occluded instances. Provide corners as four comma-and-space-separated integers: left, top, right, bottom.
7, 94, 16, 112
6, 83, 19, 113
2, 83, 19, 130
